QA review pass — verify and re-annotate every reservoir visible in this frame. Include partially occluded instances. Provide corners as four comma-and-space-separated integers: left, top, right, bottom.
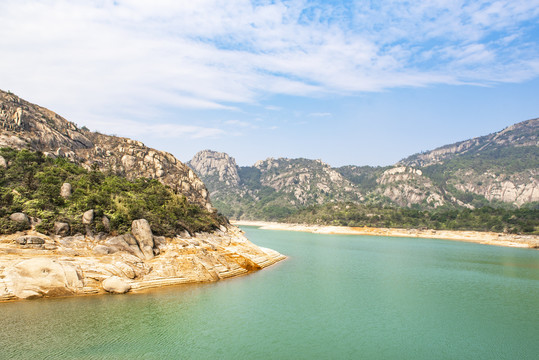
1, 226, 538, 359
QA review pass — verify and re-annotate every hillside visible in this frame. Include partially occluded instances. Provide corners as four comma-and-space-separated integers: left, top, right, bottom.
189, 118, 538, 224
0, 89, 212, 211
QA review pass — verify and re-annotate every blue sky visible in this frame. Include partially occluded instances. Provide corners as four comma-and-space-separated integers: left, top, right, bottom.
1, 0, 538, 166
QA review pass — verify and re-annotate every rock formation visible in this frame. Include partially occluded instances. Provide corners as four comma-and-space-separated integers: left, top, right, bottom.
189, 150, 240, 186
0, 225, 285, 301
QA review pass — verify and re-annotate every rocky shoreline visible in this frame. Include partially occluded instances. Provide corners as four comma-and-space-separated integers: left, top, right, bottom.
233, 221, 539, 249
0, 223, 285, 302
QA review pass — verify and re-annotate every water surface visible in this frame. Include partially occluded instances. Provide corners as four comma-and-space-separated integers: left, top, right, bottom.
1, 227, 538, 359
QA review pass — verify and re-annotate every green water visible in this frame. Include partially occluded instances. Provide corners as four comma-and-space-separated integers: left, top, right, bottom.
1, 227, 538, 359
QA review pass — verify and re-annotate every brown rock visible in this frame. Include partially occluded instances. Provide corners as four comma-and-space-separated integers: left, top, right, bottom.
82, 209, 94, 225
5, 258, 84, 299
131, 219, 155, 260
9, 212, 29, 224
54, 222, 70, 236
102, 276, 131, 294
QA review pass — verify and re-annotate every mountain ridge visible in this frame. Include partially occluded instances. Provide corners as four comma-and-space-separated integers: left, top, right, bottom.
189, 118, 538, 220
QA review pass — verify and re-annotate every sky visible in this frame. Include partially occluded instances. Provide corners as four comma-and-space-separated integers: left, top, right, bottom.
1, 0, 538, 167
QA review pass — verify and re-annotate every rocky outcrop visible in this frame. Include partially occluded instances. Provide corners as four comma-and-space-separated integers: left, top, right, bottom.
4, 258, 84, 299
0, 226, 285, 301
189, 150, 240, 186
450, 169, 539, 205
131, 219, 155, 260
0, 89, 212, 211
376, 166, 445, 208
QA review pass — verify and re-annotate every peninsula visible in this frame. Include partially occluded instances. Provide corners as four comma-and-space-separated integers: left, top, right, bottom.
0, 90, 285, 302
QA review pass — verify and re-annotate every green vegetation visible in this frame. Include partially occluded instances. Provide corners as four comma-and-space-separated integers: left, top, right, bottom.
422, 146, 539, 186
284, 202, 539, 234
0, 148, 224, 236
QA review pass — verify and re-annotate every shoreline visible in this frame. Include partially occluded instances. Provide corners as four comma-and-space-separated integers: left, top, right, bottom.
0, 226, 285, 302
232, 220, 539, 249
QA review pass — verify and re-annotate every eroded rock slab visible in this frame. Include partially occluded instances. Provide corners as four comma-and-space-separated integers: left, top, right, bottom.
0, 226, 285, 301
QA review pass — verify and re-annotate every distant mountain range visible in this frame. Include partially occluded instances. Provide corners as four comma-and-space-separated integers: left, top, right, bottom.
188, 118, 538, 220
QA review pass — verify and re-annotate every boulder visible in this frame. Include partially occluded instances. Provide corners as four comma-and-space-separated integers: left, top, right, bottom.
60, 182, 72, 198
106, 234, 145, 259
82, 209, 94, 225
102, 276, 131, 294
0, 155, 6, 168
102, 216, 110, 232
54, 222, 70, 236
5, 258, 84, 299
16, 236, 45, 245
131, 219, 155, 260
9, 212, 29, 224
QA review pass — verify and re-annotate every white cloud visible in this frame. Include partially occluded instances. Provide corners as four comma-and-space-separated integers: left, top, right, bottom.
88, 117, 224, 140
0, 0, 538, 136
309, 112, 332, 117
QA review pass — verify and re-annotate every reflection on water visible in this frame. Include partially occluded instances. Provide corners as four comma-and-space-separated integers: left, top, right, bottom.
1, 227, 538, 359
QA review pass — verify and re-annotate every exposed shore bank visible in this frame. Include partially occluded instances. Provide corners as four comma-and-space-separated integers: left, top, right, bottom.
0, 225, 285, 302
233, 220, 539, 249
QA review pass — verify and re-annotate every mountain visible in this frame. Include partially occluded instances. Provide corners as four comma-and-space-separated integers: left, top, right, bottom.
0, 89, 212, 211
189, 118, 538, 220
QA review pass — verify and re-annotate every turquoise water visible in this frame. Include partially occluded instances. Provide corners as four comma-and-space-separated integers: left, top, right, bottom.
1, 227, 538, 359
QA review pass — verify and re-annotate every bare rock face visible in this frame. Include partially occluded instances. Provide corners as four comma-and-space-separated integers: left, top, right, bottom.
82, 209, 94, 225
60, 182, 72, 198
5, 258, 84, 299
9, 212, 29, 224
102, 276, 131, 294
131, 219, 155, 260
189, 150, 240, 186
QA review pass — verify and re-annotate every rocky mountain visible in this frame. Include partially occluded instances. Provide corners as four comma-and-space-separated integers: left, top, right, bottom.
188, 155, 364, 219
0, 89, 212, 211
189, 118, 538, 220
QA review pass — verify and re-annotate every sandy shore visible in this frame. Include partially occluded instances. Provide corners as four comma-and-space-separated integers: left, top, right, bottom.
232, 220, 539, 249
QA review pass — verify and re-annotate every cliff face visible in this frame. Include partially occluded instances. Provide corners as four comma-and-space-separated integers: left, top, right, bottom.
188, 150, 240, 187
189, 118, 538, 219
0, 89, 212, 211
